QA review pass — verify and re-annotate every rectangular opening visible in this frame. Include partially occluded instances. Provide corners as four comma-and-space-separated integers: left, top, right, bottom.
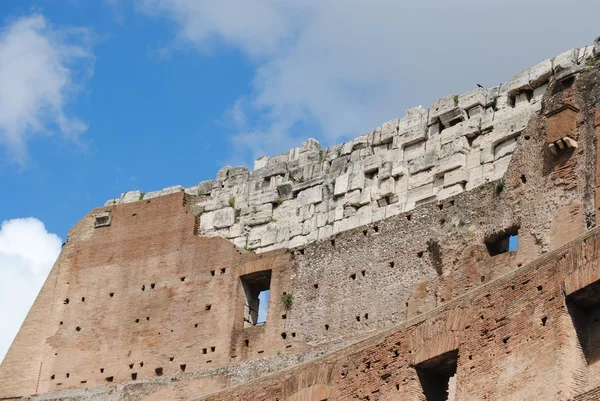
415, 349, 458, 401
485, 226, 519, 256
240, 270, 272, 328
567, 280, 600, 372
94, 211, 112, 228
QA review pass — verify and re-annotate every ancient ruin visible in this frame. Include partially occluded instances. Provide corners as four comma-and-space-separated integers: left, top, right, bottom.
2, 37, 600, 401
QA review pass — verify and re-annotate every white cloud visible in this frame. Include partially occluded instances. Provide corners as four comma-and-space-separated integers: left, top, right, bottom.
138, 0, 600, 164
0, 218, 62, 363
0, 14, 94, 165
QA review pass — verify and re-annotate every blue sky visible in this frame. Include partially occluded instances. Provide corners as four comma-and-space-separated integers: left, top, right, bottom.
1, 0, 599, 361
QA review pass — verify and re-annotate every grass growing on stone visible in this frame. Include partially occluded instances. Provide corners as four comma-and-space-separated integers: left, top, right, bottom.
454, 95, 459, 107
496, 180, 505, 194
281, 293, 293, 310
229, 197, 236, 208
138, 192, 145, 201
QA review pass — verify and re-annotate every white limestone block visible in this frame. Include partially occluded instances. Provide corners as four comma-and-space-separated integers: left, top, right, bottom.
229, 223, 243, 238
302, 216, 318, 235
403, 140, 426, 161
349, 172, 365, 191
288, 147, 300, 162
466, 165, 483, 191
459, 88, 487, 110
507, 69, 531, 96
213, 207, 235, 229
494, 137, 518, 160
334, 173, 350, 196
334, 204, 344, 221
316, 212, 329, 228
553, 48, 580, 80
435, 153, 467, 177
407, 183, 433, 203
438, 183, 465, 200
409, 170, 434, 190
122, 190, 142, 203
444, 169, 468, 188
380, 177, 396, 197
160, 185, 183, 196
409, 150, 436, 174
529, 59, 552, 88
301, 138, 321, 153
318, 225, 333, 240
364, 155, 382, 173
200, 211, 215, 231
297, 186, 322, 206
289, 235, 308, 248
217, 166, 230, 182
254, 156, 269, 170
494, 155, 512, 179
467, 149, 482, 169
261, 223, 278, 247
344, 189, 362, 207
298, 204, 315, 221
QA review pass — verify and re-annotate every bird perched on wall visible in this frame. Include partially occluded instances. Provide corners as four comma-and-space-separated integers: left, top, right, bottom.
477, 83, 484, 88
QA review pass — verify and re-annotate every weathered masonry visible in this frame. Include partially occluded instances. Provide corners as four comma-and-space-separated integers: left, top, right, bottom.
2, 37, 600, 401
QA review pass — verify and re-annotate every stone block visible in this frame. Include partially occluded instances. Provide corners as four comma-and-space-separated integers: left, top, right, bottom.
438, 183, 465, 200
248, 188, 279, 206
261, 224, 278, 247
318, 225, 333, 240
435, 153, 467, 176
375, 119, 397, 145
409, 169, 434, 190
553, 48, 580, 80
507, 69, 531, 96
403, 140, 426, 161
409, 150, 436, 174
407, 183, 433, 203
297, 186, 323, 206
217, 166, 230, 182
439, 107, 467, 129
289, 235, 307, 249
122, 190, 142, 203
364, 155, 382, 173
443, 169, 468, 188
459, 88, 487, 110
349, 172, 365, 191
160, 185, 183, 196
344, 190, 362, 207
529, 59, 552, 88
240, 203, 273, 227
494, 137, 518, 160
429, 95, 456, 124
212, 208, 235, 229
379, 177, 396, 197
334, 173, 350, 196
198, 180, 219, 195
254, 156, 269, 170
301, 138, 321, 153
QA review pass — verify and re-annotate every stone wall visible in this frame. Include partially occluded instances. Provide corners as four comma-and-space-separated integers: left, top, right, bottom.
106, 44, 597, 254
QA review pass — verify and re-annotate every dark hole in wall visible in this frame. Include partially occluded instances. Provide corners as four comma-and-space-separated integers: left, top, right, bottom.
567, 280, 600, 366
155, 367, 163, 376
180, 364, 186, 372
106, 376, 113, 382
415, 349, 458, 401
131, 373, 137, 380
485, 226, 519, 256
240, 270, 272, 327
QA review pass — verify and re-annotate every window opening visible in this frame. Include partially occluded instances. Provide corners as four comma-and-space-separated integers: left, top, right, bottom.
241, 270, 272, 328
485, 226, 519, 256
415, 349, 458, 401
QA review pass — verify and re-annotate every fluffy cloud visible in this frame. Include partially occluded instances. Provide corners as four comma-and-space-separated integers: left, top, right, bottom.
0, 14, 94, 164
139, 0, 600, 162
0, 218, 62, 363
